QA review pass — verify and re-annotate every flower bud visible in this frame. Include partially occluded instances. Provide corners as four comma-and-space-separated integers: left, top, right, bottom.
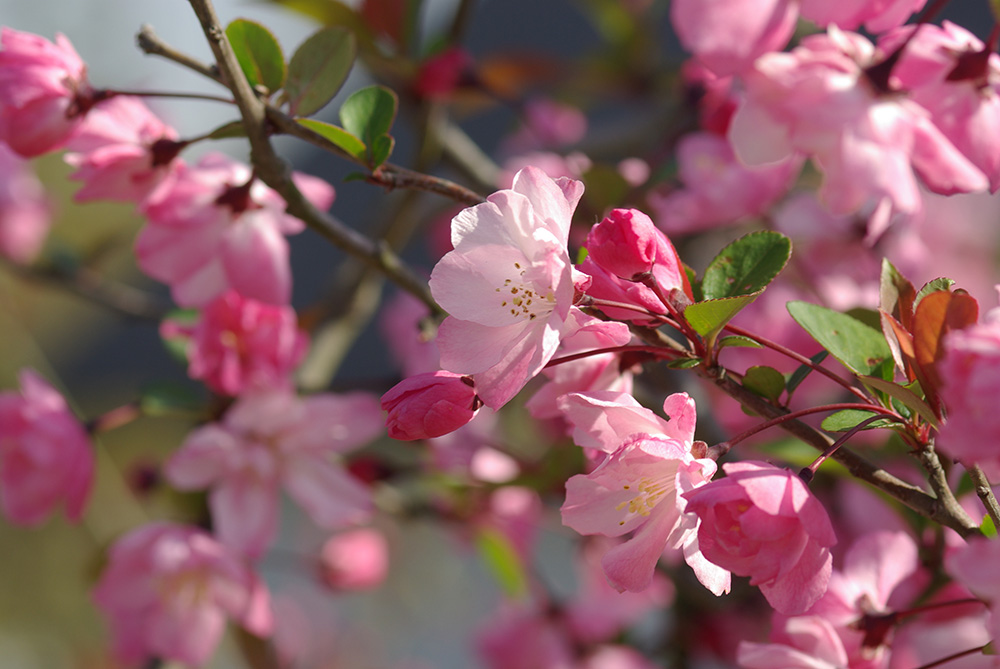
585, 208, 659, 281
319, 528, 389, 591
381, 371, 480, 440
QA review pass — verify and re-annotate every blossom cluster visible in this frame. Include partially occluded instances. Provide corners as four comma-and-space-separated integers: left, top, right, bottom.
2, 2, 1000, 668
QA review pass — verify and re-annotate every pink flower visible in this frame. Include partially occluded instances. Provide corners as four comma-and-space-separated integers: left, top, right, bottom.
670, 0, 797, 77
64, 95, 183, 204
381, 371, 481, 440
936, 306, 1000, 478
92, 522, 272, 666
684, 461, 837, 614
136, 153, 335, 307
887, 21, 1000, 191
319, 528, 389, 591
728, 28, 988, 239
0, 27, 97, 156
738, 616, 849, 669
648, 132, 801, 234
947, 537, 1000, 646
501, 98, 588, 155
586, 208, 660, 281
164, 389, 383, 558
0, 368, 93, 525
0, 143, 51, 263
576, 214, 691, 325
429, 166, 623, 408
799, 0, 926, 33
560, 392, 727, 594
413, 47, 474, 100
161, 290, 308, 396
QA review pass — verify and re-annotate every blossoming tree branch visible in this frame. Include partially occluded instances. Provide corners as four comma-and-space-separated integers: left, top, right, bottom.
2, 0, 1000, 666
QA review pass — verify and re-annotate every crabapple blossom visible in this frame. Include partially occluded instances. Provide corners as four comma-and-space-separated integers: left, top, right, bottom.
500, 98, 588, 156
413, 46, 474, 100
947, 536, 1000, 644
649, 132, 801, 234
576, 211, 692, 325
728, 28, 988, 240
670, 0, 797, 77
886, 21, 1000, 191
136, 152, 335, 307
586, 208, 660, 281
0, 368, 93, 526
64, 95, 183, 204
92, 522, 272, 666
319, 527, 389, 591
798, 0, 927, 33
0, 27, 98, 156
381, 370, 481, 440
560, 391, 728, 594
164, 388, 382, 558
160, 289, 309, 396
0, 143, 50, 263
737, 616, 849, 669
936, 304, 1000, 479
429, 166, 627, 408
684, 461, 837, 614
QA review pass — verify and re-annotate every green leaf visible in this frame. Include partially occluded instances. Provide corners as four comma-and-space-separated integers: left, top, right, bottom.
787, 301, 893, 378
859, 375, 937, 427
370, 134, 395, 168
701, 231, 791, 300
666, 358, 701, 369
879, 258, 915, 326
914, 277, 956, 310
285, 26, 356, 117
226, 19, 286, 93
743, 366, 785, 401
821, 409, 895, 432
296, 118, 365, 160
206, 120, 248, 140
717, 335, 763, 350
983, 513, 998, 538
684, 293, 759, 337
475, 527, 527, 599
785, 350, 829, 396
685, 266, 703, 303
340, 85, 397, 146
576, 247, 589, 264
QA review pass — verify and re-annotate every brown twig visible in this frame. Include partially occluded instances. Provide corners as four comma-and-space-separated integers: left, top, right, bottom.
183, 1, 443, 316
708, 369, 979, 538
968, 463, 1000, 533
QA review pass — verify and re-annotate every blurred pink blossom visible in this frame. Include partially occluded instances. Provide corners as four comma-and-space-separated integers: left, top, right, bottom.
161, 289, 308, 396
684, 461, 836, 614
0, 143, 51, 263
165, 389, 382, 558
0, 368, 93, 526
136, 152, 334, 307
65, 95, 183, 204
319, 527, 389, 591
729, 28, 988, 240
0, 27, 97, 156
92, 522, 272, 666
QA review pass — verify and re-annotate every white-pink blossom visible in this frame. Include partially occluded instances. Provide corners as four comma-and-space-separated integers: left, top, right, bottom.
165, 389, 382, 559
560, 391, 728, 594
429, 166, 627, 408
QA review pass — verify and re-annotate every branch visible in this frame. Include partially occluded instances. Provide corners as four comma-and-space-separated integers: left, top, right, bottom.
2, 258, 169, 321
183, 1, 443, 316
707, 369, 979, 538
968, 464, 1000, 533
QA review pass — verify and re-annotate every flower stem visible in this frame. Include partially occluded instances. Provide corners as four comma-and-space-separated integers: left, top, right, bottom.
800, 412, 905, 483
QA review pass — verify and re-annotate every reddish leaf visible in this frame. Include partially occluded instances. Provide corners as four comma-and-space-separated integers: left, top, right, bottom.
912, 290, 979, 401
360, 0, 407, 46
880, 309, 916, 382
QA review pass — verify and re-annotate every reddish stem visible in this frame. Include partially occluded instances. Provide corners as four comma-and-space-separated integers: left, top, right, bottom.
545, 345, 680, 369
800, 412, 906, 482
723, 323, 871, 401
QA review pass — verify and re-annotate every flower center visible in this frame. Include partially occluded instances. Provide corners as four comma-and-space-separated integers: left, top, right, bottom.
616, 477, 669, 523
494, 261, 555, 322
